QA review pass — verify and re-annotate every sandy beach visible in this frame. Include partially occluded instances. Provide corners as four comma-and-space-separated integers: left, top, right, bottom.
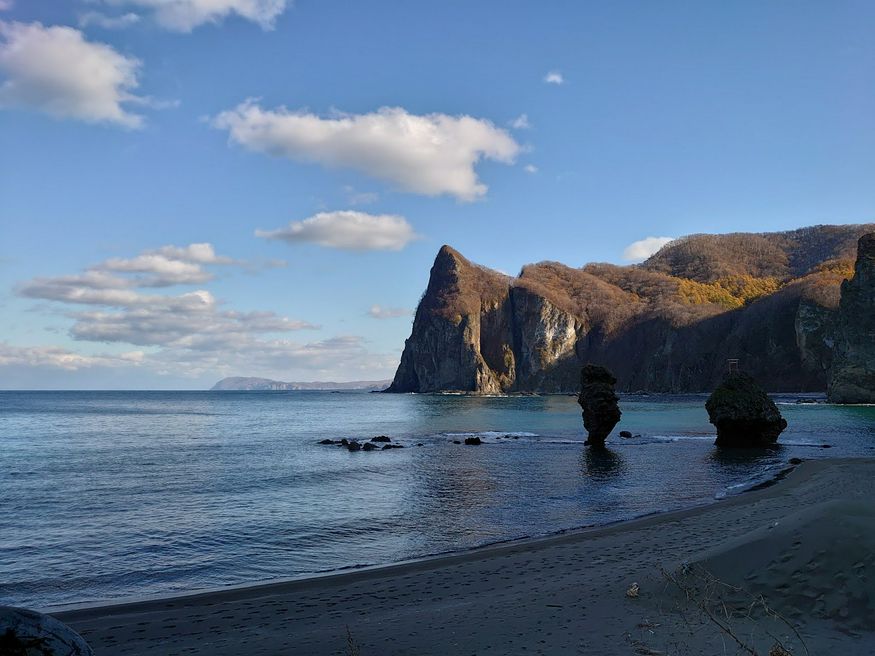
54, 458, 875, 655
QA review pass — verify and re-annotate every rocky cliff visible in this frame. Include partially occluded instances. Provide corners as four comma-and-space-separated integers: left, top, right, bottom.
389, 225, 875, 393
828, 233, 875, 403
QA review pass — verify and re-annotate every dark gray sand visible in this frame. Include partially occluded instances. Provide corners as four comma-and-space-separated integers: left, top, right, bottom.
55, 459, 875, 655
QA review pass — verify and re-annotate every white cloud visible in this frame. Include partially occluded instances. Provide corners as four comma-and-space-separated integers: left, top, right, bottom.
0, 342, 144, 371
367, 305, 412, 319
523, 164, 538, 174
544, 71, 564, 85
622, 236, 675, 262
78, 11, 141, 29
256, 211, 420, 251
17, 242, 243, 295
0, 1, 13, 11
10, 243, 403, 382
343, 186, 379, 206
98, 0, 289, 32
0, 21, 146, 128
510, 113, 531, 129
151, 242, 237, 264
213, 102, 520, 201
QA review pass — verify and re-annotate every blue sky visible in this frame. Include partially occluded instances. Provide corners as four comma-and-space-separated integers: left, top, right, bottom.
1, 0, 873, 389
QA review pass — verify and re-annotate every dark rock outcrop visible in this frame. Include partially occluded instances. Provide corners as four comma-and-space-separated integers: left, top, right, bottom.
464, 436, 482, 445
0, 606, 93, 655
705, 373, 787, 447
346, 440, 362, 452
388, 225, 874, 394
578, 365, 622, 446
362, 442, 378, 451
370, 435, 391, 443
828, 233, 875, 403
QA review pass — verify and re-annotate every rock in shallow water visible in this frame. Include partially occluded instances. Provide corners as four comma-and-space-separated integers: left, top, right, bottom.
464, 436, 482, 445
705, 372, 787, 447
370, 435, 392, 443
577, 364, 622, 446
0, 606, 93, 655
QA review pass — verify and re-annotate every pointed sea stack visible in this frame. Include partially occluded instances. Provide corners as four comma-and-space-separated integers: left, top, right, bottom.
828, 233, 875, 403
578, 364, 622, 446
705, 372, 787, 447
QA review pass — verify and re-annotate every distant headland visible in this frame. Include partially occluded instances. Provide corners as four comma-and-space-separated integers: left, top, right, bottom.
211, 377, 391, 391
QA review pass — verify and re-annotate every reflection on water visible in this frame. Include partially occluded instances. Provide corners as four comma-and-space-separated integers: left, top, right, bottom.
1, 391, 874, 609
581, 446, 625, 481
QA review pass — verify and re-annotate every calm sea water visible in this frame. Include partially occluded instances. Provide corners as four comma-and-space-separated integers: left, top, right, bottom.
1, 390, 873, 609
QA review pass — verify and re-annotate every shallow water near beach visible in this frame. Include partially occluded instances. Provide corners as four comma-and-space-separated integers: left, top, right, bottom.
1, 390, 873, 609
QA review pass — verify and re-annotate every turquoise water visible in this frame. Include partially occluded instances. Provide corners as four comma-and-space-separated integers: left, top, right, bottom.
1, 391, 873, 609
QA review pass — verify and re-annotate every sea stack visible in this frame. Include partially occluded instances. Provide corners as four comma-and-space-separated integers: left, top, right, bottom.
578, 364, 622, 446
828, 233, 875, 403
705, 372, 787, 447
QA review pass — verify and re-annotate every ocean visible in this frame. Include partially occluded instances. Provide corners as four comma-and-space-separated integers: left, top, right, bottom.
1, 390, 873, 610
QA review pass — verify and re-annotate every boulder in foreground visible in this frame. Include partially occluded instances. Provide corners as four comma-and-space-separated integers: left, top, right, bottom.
0, 606, 94, 655
706, 372, 786, 447
577, 364, 622, 446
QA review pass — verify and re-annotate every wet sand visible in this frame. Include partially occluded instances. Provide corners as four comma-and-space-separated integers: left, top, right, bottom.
55, 458, 875, 655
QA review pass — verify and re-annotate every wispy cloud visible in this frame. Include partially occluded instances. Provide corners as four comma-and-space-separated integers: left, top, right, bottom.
94, 0, 290, 32
213, 102, 520, 201
523, 164, 538, 174
622, 236, 675, 262
343, 186, 379, 206
256, 211, 420, 251
5, 243, 407, 381
0, 342, 144, 371
510, 113, 531, 129
78, 11, 141, 29
0, 21, 149, 127
544, 71, 564, 85
367, 305, 412, 319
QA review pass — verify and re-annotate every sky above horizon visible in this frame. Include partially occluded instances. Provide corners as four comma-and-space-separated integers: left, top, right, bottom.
1, 0, 874, 389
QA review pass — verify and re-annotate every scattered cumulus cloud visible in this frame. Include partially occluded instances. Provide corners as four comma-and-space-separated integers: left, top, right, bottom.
213, 101, 520, 201
523, 164, 538, 174
544, 71, 564, 85
510, 113, 531, 129
367, 305, 412, 319
256, 211, 420, 251
0, 343, 144, 370
78, 11, 141, 29
96, 0, 289, 32
18, 242, 243, 296
622, 236, 675, 262
10, 243, 399, 381
0, 21, 149, 128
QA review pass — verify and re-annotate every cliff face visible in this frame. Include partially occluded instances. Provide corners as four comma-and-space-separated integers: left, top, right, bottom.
390, 225, 875, 393
828, 233, 875, 403
388, 246, 514, 393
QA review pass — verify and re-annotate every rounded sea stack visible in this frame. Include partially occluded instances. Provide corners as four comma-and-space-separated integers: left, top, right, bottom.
577, 364, 622, 446
706, 372, 787, 447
